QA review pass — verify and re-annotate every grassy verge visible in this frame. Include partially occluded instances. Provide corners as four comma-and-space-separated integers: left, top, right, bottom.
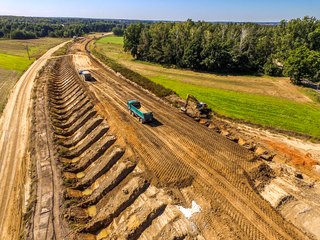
92, 35, 320, 138
0, 38, 67, 59
300, 88, 320, 103
0, 69, 20, 113
52, 42, 71, 56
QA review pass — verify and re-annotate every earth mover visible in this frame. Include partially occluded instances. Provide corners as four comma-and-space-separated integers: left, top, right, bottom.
181, 94, 211, 120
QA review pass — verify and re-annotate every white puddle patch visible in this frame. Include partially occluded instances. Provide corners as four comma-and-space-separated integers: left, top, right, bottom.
177, 201, 202, 219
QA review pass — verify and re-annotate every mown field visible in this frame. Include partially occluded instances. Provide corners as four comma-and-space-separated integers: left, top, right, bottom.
97, 36, 124, 45
0, 38, 66, 114
91, 36, 320, 137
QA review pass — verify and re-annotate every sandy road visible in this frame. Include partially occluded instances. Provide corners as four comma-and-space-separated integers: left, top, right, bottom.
0, 41, 69, 239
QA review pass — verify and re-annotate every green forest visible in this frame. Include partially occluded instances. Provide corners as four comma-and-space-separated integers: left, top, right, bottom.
0, 16, 131, 39
1, 16, 320, 84
124, 17, 320, 84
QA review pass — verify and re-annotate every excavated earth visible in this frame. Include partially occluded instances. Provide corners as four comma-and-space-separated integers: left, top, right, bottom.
27, 38, 315, 240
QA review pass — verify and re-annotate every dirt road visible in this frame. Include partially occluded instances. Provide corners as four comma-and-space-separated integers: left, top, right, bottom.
0, 41, 69, 239
68, 38, 309, 239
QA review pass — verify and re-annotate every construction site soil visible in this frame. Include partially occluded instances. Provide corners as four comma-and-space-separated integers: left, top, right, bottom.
21, 37, 319, 240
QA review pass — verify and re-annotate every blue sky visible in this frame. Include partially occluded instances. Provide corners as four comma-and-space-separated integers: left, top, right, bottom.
0, 0, 319, 21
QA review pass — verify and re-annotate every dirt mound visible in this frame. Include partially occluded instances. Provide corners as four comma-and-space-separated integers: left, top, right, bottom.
249, 163, 276, 191
263, 140, 317, 169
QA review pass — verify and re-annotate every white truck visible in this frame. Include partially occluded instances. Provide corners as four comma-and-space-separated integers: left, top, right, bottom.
79, 70, 92, 81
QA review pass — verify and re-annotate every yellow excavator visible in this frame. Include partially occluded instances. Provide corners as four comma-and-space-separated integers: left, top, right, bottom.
181, 94, 211, 120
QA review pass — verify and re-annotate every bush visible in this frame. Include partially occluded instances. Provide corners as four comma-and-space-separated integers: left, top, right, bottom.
263, 58, 283, 76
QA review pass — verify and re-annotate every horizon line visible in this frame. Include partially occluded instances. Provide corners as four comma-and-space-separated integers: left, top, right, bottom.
0, 14, 301, 24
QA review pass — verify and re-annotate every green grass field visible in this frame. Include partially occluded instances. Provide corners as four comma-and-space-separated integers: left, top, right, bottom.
150, 75, 320, 136
0, 38, 66, 58
0, 38, 67, 115
97, 36, 124, 45
0, 53, 33, 72
93, 36, 320, 137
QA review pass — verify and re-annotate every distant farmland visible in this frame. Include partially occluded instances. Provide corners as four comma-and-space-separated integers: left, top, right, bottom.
91, 35, 320, 137
0, 38, 66, 114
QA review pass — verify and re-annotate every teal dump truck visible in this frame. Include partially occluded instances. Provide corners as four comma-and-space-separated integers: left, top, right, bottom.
128, 100, 153, 123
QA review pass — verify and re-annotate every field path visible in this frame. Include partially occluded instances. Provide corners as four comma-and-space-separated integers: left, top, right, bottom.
0, 41, 69, 240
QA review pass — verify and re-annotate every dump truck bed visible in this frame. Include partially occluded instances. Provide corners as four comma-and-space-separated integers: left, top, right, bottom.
139, 106, 150, 113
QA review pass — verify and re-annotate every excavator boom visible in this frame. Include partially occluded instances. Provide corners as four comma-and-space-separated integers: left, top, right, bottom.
181, 94, 211, 120
182, 94, 198, 110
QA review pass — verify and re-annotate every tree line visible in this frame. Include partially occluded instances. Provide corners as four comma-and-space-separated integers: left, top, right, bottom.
124, 17, 320, 84
0, 16, 131, 39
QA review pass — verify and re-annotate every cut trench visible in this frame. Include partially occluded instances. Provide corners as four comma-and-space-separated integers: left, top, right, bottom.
50, 95, 89, 116
48, 78, 79, 93
62, 126, 109, 155
74, 159, 137, 207
49, 85, 84, 103
49, 86, 83, 105
62, 135, 117, 172
109, 201, 167, 240
49, 84, 81, 101
56, 118, 106, 148
52, 104, 95, 130
53, 110, 98, 137
81, 176, 150, 234
73, 147, 125, 190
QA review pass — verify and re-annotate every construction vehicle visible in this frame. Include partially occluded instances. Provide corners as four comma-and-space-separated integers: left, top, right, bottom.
79, 70, 92, 81
181, 94, 211, 120
128, 100, 153, 123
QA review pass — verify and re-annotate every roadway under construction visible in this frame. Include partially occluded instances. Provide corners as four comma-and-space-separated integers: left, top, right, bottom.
22, 36, 312, 239
1, 35, 317, 240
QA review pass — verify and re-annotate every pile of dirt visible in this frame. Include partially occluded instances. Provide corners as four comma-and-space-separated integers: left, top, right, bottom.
249, 163, 276, 191
263, 140, 317, 170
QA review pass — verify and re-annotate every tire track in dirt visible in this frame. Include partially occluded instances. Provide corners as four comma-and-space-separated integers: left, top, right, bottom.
71, 48, 310, 239
89, 74, 298, 239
